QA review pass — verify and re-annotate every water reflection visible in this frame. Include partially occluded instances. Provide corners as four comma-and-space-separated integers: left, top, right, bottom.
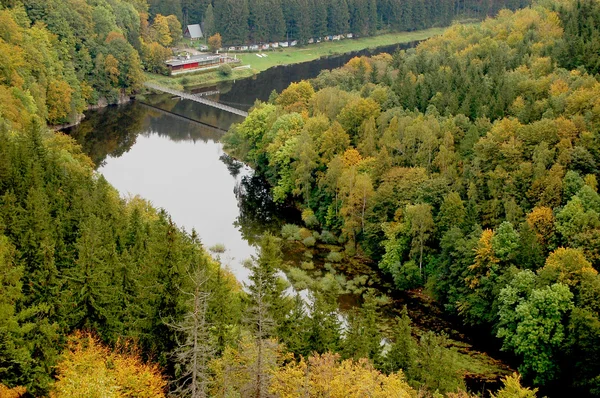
234, 173, 299, 246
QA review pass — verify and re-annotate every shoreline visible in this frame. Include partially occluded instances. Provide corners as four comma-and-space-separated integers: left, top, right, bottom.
144, 26, 457, 92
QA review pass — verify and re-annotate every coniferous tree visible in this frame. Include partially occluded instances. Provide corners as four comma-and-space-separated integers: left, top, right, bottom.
249, 0, 269, 43
266, 0, 286, 41
215, 0, 250, 45
203, 4, 215, 38
245, 233, 287, 398
312, 0, 328, 38
327, 0, 350, 34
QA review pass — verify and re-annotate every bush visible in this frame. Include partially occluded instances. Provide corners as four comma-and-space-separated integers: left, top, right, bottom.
180, 76, 190, 85
320, 230, 337, 244
326, 251, 343, 263
392, 260, 422, 290
300, 261, 314, 270
218, 63, 232, 77
301, 209, 319, 228
281, 224, 302, 241
303, 236, 316, 247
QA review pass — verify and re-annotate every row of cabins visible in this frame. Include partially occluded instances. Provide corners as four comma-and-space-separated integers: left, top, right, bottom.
218, 33, 354, 52
165, 54, 239, 75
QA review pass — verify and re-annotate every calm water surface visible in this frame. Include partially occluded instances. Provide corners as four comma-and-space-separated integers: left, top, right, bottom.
67, 41, 418, 282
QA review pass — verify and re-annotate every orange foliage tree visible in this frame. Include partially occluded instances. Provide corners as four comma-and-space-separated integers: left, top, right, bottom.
51, 332, 166, 398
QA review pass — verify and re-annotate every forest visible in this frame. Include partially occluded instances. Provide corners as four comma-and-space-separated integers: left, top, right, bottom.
0, 0, 591, 396
223, 0, 600, 395
151, 0, 531, 46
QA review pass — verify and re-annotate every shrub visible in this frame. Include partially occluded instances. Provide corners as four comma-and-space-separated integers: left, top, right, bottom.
326, 251, 343, 263
320, 230, 337, 244
218, 63, 232, 77
301, 209, 319, 228
281, 224, 302, 241
303, 236, 316, 247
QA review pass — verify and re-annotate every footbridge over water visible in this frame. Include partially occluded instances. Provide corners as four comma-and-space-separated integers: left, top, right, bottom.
144, 82, 248, 118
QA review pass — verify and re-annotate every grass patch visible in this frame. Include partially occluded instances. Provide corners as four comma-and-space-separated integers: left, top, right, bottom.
144, 67, 256, 91
236, 27, 449, 72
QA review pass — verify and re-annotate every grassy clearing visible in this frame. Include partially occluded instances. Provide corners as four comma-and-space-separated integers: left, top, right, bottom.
236, 27, 447, 72
144, 67, 256, 91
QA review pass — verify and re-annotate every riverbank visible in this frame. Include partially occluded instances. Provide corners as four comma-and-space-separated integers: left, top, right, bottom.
145, 26, 451, 92
144, 67, 256, 92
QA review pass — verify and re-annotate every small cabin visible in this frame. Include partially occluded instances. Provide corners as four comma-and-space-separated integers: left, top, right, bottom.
184, 24, 203, 41
290, 40, 298, 46
240, 45, 249, 51
228, 46, 236, 51
271, 42, 279, 48
346, 33, 353, 39
279, 41, 289, 48
308, 38, 314, 44
261, 44, 270, 50
250, 45, 259, 51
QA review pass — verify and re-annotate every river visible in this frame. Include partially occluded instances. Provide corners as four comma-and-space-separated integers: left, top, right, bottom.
66, 41, 418, 282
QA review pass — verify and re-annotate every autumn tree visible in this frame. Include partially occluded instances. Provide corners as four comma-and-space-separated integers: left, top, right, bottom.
51, 332, 166, 397
208, 33, 222, 52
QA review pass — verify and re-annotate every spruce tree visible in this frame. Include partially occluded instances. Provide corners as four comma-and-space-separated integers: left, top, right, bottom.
245, 233, 287, 398
203, 4, 215, 38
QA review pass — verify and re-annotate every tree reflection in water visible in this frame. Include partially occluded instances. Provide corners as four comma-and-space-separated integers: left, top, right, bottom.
65, 103, 146, 167
233, 172, 300, 246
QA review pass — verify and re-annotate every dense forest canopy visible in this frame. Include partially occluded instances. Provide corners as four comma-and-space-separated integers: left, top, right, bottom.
224, 0, 600, 394
149, 0, 531, 45
0, 0, 181, 126
0, 0, 586, 396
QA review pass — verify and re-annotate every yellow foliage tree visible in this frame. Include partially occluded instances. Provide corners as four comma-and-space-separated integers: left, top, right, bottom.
0, 384, 26, 398
538, 247, 597, 288
208, 33, 222, 53
46, 79, 73, 125
467, 229, 498, 289
210, 333, 287, 397
104, 54, 120, 86
525, 206, 555, 245
276, 81, 315, 112
270, 352, 415, 398
491, 373, 538, 398
51, 332, 166, 398
152, 14, 172, 47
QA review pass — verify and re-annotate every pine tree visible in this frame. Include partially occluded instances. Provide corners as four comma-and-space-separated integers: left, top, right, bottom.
203, 4, 215, 38
249, 0, 269, 43
342, 291, 382, 363
245, 233, 286, 398
385, 306, 417, 375
312, 0, 328, 38
215, 0, 250, 45
266, 0, 286, 41
328, 0, 350, 34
